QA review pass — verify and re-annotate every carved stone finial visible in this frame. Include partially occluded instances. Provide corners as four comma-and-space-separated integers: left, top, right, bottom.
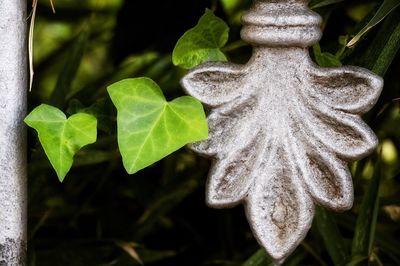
181, 0, 383, 264
241, 0, 322, 47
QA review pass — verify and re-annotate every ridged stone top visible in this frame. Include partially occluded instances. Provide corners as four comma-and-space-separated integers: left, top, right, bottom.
241, 0, 322, 47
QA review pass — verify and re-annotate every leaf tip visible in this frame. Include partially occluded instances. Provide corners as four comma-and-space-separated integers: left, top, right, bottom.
346, 37, 358, 48
55, 168, 68, 182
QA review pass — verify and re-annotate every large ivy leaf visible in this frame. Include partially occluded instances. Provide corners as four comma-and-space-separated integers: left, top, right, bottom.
172, 9, 229, 69
107, 78, 208, 174
347, 0, 400, 47
25, 104, 97, 181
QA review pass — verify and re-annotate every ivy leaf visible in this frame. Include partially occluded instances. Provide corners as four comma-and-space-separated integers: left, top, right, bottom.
172, 9, 229, 69
24, 104, 97, 181
107, 78, 208, 174
313, 43, 342, 67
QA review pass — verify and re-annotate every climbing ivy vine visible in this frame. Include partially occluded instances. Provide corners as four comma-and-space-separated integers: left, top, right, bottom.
26, 9, 228, 180
25, 1, 399, 182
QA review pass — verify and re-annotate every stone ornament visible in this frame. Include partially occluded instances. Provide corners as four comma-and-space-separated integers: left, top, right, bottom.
181, 0, 384, 264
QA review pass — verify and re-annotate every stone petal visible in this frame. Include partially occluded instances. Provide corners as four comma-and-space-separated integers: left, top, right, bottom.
244, 146, 314, 263
294, 91, 378, 160
189, 96, 259, 156
181, 62, 248, 107
307, 66, 383, 115
205, 131, 264, 208
289, 126, 353, 210
301, 151, 353, 210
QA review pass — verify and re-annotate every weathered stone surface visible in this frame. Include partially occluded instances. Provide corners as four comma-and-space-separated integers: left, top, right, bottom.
0, 239, 26, 266
181, 0, 383, 263
0, 0, 27, 265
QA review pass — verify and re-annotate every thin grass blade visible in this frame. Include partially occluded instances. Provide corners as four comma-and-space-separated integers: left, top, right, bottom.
315, 207, 348, 265
347, 0, 400, 48
350, 156, 382, 262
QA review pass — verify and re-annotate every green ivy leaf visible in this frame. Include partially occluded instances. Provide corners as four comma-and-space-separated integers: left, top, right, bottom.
107, 78, 208, 174
24, 104, 97, 181
172, 9, 229, 69
313, 43, 342, 67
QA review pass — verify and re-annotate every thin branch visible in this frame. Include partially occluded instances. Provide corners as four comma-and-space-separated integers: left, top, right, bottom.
28, 0, 37, 91
28, 0, 56, 91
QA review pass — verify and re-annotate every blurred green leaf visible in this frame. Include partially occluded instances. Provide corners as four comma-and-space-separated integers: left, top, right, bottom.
73, 150, 117, 167
172, 9, 229, 69
348, 8, 400, 77
370, 19, 400, 76
135, 247, 177, 264
50, 25, 90, 108
38, 0, 123, 12
342, 7, 400, 79
310, 0, 344, 9
313, 43, 342, 67
347, 0, 400, 47
284, 250, 307, 266
315, 207, 348, 265
107, 78, 208, 174
336, 35, 350, 58
351, 157, 382, 262
301, 241, 329, 266
25, 104, 97, 181
346, 255, 368, 266
220, 0, 242, 14
135, 175, 200, 239
242, 249, 274, 266
108, 52, 159, 85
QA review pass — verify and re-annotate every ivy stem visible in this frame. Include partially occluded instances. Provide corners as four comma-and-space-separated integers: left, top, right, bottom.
221, 40, 248, 53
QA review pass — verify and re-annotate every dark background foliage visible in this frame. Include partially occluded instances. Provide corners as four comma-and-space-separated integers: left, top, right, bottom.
28, 0, 400, 265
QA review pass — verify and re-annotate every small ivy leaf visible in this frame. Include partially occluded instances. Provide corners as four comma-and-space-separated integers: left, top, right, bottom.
24, 104, 97, 182
313, 44, 342, 67
172, 9, 229, 69
347, 0, 400, 48
107, 78, 208, 175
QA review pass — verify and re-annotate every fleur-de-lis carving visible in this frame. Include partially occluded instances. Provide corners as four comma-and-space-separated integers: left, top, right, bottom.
181, 0, 384, 264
